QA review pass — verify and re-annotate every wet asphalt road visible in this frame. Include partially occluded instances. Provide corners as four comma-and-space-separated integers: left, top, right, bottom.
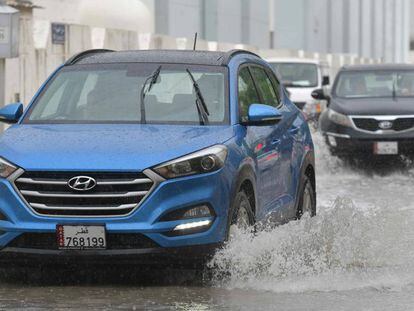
2, 132, 414, 310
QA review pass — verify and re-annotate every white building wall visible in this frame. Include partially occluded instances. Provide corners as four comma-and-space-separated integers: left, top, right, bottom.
372, 0, 384, 60
303, 0, 329, 53
272, 0, 305, 50
155, 0, 201, 38
245, 0, 269, 48
329, 0, 344, 53
32, 0, 81, 24
215, 0, 242, 43
383, 0, 394, 61
360, 0, 372, 57
272, 0, 409, 62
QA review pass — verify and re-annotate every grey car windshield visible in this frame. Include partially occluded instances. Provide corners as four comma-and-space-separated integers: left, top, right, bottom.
334, 70, 414, 98
25, 63, 228, 124
270, 63, 318, 87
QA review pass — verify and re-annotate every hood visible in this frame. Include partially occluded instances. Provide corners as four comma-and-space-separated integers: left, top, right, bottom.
0, 124, 235, 171
331, 97, 414, 116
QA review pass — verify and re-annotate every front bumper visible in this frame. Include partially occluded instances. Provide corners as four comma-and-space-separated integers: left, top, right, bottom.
0, 168, 232, 260
0, 243, 221, 267
320, 114, 414, 155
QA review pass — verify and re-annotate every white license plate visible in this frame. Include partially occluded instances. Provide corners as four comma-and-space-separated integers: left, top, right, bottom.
373, 142, 398, 155
57, 225, 106, 250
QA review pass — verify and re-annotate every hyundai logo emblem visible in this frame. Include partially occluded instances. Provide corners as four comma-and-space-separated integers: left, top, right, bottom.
67, 176, 97, 191
378, 120, 393, 130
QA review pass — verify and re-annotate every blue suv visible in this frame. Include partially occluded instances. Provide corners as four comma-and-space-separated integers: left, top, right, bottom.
0, 49, 315, 266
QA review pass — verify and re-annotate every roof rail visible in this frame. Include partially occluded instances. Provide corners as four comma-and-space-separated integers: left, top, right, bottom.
65, 49, 115, 65
221, 49, 261, 65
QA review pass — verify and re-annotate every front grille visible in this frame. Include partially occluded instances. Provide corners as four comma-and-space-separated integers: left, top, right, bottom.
8, 233, 159, 250
352, 117, 414, 132
14, 171, 154, 217
393, 118, 414, 131
353, 118, 379, 131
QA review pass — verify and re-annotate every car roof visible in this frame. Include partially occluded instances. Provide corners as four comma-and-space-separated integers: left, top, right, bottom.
66, 49, 261, 67
340, 63, 414, 71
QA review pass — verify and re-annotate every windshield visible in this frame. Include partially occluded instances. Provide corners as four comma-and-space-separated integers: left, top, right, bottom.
270, 62, 318, 87
334, 70, 414, 98
24, 63, 228, 125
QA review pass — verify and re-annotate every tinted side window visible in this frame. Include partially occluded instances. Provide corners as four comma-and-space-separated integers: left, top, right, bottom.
250, 66, 279, 107
266, 70, 281, 104
238, 66, 260, 121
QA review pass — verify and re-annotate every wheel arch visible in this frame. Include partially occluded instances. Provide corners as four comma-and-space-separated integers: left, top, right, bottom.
294, 150, 316, 213
227, 162, 257, 227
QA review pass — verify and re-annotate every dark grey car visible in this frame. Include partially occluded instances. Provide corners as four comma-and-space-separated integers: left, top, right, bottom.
315, 64, 414, 156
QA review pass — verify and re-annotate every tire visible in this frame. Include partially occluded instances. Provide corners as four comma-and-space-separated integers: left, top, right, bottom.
296, 175, 316, 219
227, 190, 255, 239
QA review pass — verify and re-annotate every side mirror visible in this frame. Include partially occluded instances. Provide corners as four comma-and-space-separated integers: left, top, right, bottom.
0, 103, 24, 124
322, 76, 330, 86
245, 104, 282, 126
311, 88, 328, 100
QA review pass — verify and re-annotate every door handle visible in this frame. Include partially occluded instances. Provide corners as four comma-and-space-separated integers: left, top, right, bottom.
289, 126, 300, 134
271, 139, 281, 145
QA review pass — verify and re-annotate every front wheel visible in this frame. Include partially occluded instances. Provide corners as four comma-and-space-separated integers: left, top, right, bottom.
228, 190, 255, 239
297, 175, 316, 218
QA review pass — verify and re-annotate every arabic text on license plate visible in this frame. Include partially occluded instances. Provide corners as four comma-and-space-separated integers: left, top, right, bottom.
57, 225, 106, 250
374, 141, 398, 155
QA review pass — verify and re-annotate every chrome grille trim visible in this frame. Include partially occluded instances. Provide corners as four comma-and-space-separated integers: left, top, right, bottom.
20, 190, 148, 198
10, 169, 164, 218
17, 177, 153, 186
17, 178, 67, 185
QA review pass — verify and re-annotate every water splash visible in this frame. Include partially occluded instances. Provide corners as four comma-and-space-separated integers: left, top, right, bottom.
209, 132, 414, 293
209, 197, 414, 292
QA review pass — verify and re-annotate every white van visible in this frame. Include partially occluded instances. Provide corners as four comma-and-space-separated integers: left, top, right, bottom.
266, 58, 330, 120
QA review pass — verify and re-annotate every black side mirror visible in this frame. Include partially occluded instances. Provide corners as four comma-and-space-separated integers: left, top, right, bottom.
311, 88, 327, 100
322, 76, 330, 86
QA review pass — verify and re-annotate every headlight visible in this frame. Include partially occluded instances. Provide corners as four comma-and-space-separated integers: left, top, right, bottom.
0, 157, 18, 178
327, 109, 352, 127
154, 145, 227, 179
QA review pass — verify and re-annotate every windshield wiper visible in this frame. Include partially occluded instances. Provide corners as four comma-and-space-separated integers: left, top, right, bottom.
186, 69, 210, 125
140, 65, 162, 124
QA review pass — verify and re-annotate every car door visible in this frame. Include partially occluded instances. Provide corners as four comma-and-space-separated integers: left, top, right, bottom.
238, 65, 287, 222
248, 65, 296, 219
266, 66, 303, 218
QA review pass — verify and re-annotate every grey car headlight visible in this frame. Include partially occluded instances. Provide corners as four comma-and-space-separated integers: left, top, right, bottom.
154, 145, 228, 179
0, 157, 18, 178
328, 109, 352, 127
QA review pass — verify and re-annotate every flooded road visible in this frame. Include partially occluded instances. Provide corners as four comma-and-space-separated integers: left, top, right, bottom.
2, 132, 414, 310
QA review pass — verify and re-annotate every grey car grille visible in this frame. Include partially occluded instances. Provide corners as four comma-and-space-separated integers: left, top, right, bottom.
352, 117, 414, 132
13, 171, 155, 217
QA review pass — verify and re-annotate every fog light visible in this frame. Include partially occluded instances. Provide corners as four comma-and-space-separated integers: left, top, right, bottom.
182, 205, 211, 219
327, 135, 337, 147
173, 220, 212, 231
160, 204, 214, 222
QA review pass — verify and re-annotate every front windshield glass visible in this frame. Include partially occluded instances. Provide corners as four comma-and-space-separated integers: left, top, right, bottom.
334, 70, 414, 98
270, 62, 318, 87
25, 63, 228, 125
